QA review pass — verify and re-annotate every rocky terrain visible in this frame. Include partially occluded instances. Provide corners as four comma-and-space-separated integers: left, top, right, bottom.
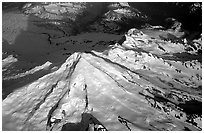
2, 2, 202, 131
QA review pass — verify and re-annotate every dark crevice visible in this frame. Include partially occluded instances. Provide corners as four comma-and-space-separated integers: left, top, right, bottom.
158, 45, 166, 52
118, 116, 132, 131
46, 55, 81, 130
118, 115, 153, 131
25, 81, 59, 122
139, 91, 177, 107
85, 51, 141, 76
84, 84, 89, 110
122, 74, 141, 87
65, 55, 81, 79
41, 33, 52, 44
184, 126, 191, 131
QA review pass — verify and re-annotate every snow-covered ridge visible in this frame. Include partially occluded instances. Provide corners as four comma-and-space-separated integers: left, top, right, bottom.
2, 28, 202, 131
2, 2, 202, 131
3, 61, 52, 80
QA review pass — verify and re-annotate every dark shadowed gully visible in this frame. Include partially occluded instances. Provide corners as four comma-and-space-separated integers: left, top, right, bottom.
2, 2, 202, 131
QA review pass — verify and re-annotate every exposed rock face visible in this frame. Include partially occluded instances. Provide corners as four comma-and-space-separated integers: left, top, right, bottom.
88, 2, 148, 33
164, 18, 182, 32
2, 2, 202, 131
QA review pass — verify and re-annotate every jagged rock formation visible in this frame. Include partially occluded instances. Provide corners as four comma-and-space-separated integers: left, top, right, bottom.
2, 2, 202, 131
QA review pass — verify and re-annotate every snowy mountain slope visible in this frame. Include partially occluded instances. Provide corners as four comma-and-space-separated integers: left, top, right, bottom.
2, 2, 202, 131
